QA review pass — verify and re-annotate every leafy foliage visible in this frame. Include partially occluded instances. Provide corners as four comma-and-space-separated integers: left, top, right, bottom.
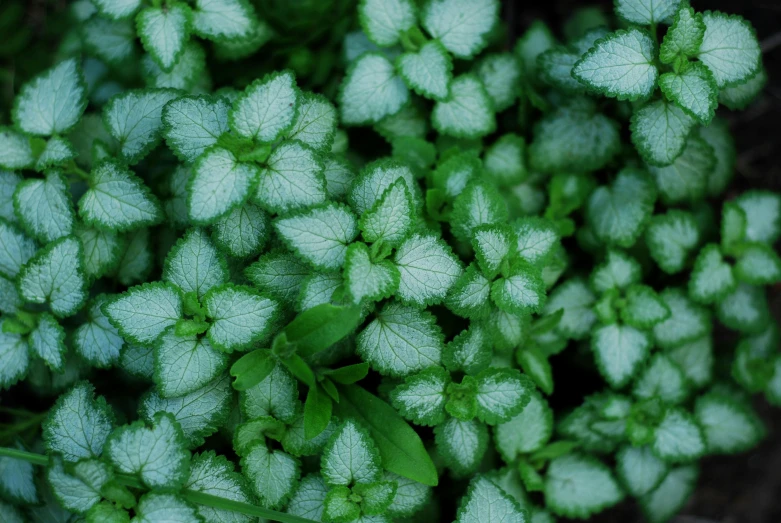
0, 1, 773, 523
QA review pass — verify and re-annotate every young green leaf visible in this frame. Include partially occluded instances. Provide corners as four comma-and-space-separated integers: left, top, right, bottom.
344, 242, 400, 304
660, 6, 705, 64
659, 64, 718, 125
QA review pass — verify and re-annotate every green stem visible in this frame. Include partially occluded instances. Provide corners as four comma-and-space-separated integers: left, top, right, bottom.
66, 160, 90, 181
0, 447, 317, 523
0, 412, 48, 441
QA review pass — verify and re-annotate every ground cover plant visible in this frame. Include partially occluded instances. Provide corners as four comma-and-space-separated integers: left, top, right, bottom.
0, 0, 778, 521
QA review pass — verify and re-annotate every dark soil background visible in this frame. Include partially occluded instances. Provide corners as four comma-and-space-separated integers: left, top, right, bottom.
504, 3, 781, 522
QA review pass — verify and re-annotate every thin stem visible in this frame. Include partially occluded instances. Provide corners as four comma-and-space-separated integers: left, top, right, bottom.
0, 447, 316, 523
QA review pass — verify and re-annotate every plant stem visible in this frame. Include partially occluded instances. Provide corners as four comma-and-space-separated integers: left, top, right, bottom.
0, 447, 317, 523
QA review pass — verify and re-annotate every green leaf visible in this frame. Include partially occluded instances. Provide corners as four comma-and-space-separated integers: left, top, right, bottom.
515, 20, 556, 76
572, 29, 658, 101
538, 46, 586, 94
350, 160, 418, 216
286, 93, 337, 152
141, 374, 232, 448
35, 136, 77, 171
653, 288, 711, 349
451, 181, 508, 242
78, 160, 163, 232
587, 168, 656, 248
323, 156, 356, 200
13, 59, 86, 136
544, 278, 596, 340
669, 336, 713, 389
136, 4, 192, 72
323, 485, 360, 522
660, 6, 705, 64
103, 88, 179, 164
18, 236, 87, 318
695, 392, 764, 454
275, 203, 358, 270
304, 384, 333, 441
82, 17, 136, 66
358, 0, 415, 47
621, 284, 670, 329
164, 228, 227, 299
245, 251, 309, 306
103, 282, 183, 345
528, 100, 620, 173
189, 146, 260, 225
283, 303, 362, 357
444, 325, 491, 377
391, 366, 450, 427
701, 118, 737, 197
633, 353, 688, 404
491, 267, 546, 316
445, 264, 492, 320
230, 349, 275, 392
719, 68, 767, 110
544, 453, 623, 518
359, 179, 415, 248
287, 474, 328, 521
321, 419, 382, 487
476, 53, 521, 112
716, 283, 770, 335
473, 367, 531, 425
357, 301, 443, 377
344, 242, 399, 304
213, 202, 268, 259
688, 244, 735, 304
735, 190, 781, 244
0, 221, 36, 279
185, 451, 257, 523
432, 74, 496, 139
0, 172, 21, 222
652, 408, 705, 463
143, 41, 206, 91
455, 476, 526, 523
154, 328, 227, 398
495, 392, 553, 459
254, 140, 327, 214
421, 0, 498, 59
734, 243, 781, 285
514, 216, 560, 266
697, 12, 760, 88
162, 95, 231, 163
340, 53, 408, 125
659, 64, 718, 124
0, 445, 38, 505
74, 296, 124, 368
390, 233, 462, 306
591, 249, 642, 294
591, 324, 651, 388
192, 0, 257, 42
615, 445, 668, 497
75, 225, 124, 280
648, 135, 715, 205
615, 0, 680, 25
434, 417, 487, 476
43, 381, 114, 462
631, 99, 695, 167
204, 284, 278, 352
640, 465, 698, 523
471, 225, 510, 279
240, 363, 299, 424
14, 171, 74, 243
92, 0, 141, 19
107, 412, 190, 489
47, 457, 111, 514
397, 41, 453, 102
335, 384, 439, 486
133, 493, 200, 523
0, 128, 33, 170
645, 210, 700, 274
